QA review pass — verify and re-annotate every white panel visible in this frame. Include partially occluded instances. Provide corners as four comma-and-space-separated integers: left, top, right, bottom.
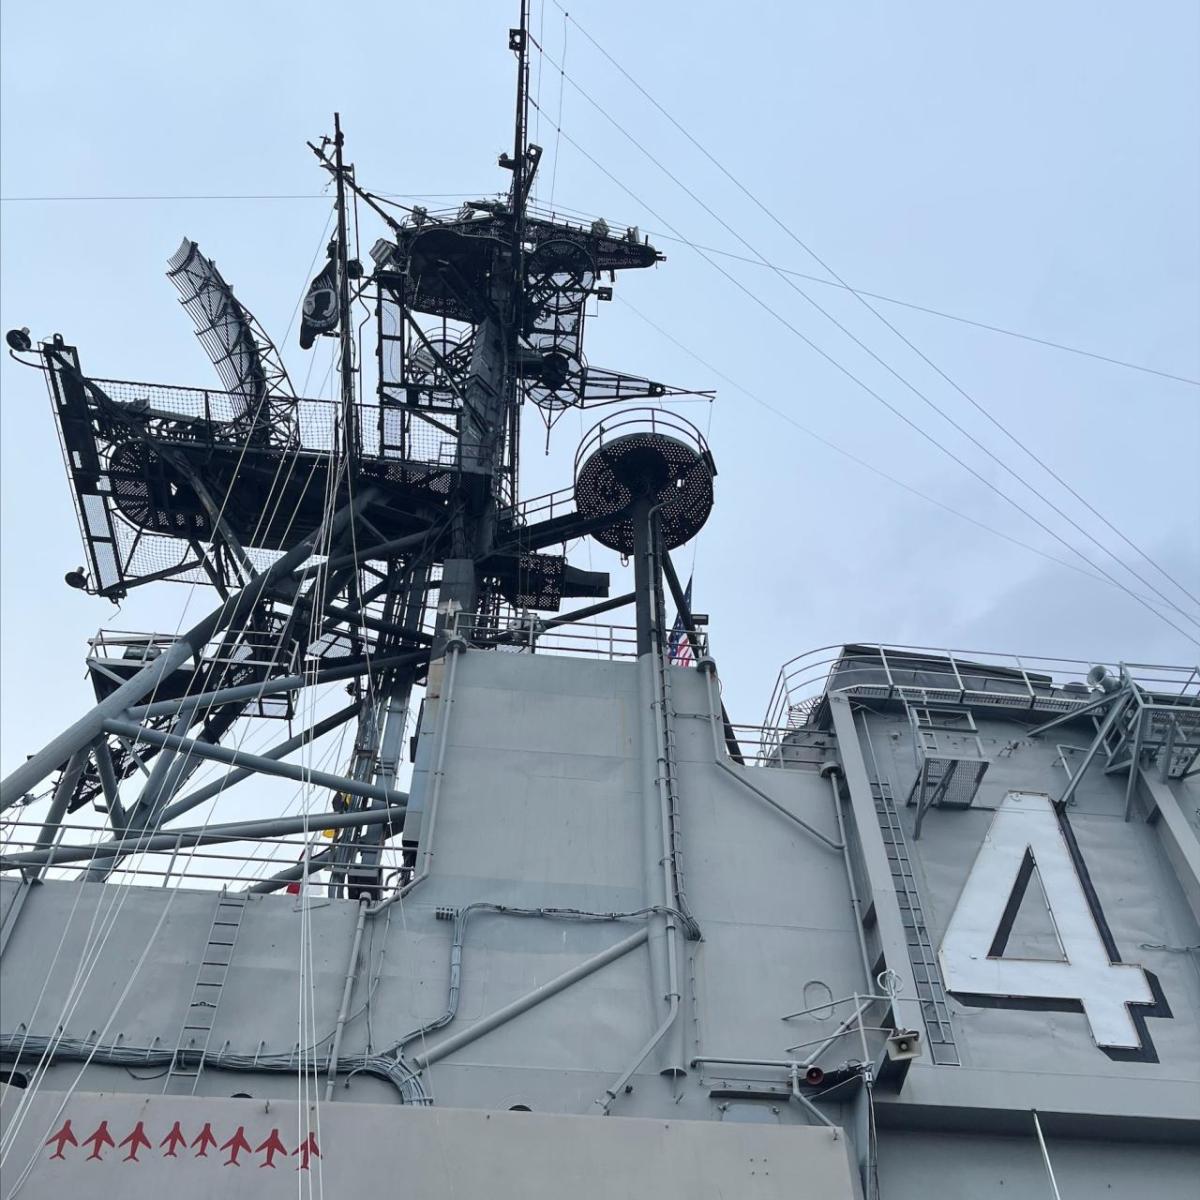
939, 791, 1153, 1049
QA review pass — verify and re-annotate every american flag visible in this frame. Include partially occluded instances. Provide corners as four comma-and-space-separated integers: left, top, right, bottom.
666, 577, 694, 666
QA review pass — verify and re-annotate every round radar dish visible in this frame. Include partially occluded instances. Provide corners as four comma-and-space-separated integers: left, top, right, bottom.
528, 238, 597, 314
573, 409, 715, 554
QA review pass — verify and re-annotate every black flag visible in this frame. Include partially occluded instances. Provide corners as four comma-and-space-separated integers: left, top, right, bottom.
299, 240, 339, 350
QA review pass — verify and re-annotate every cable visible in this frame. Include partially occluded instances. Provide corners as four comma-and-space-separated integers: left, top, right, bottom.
548, 7, 568, 209
8, 189, 1188, 387
534, 55, 1200, 635
644, 233, 1200, 388
0, 192, 480, 202
618, 294, 1171, 606
531, 97, 1199, 648
551, 5, 1200, 614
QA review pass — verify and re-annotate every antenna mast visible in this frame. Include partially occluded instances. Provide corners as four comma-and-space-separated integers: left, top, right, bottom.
332, 112, 358, 480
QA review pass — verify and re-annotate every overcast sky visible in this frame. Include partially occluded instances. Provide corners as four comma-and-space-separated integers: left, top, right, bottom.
2, 1, 1197, 798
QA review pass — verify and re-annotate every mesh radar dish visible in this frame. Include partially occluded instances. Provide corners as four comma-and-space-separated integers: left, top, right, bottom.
527, 347, 585, 413
528, 238, 597, 314
573, 409, 715, 554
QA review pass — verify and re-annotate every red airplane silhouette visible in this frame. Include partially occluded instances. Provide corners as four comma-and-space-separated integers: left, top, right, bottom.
44, 1120, 77, 1160
82, 1120, 115, 1161
191, 1122, 218, 1157
159, 1121, 188, 1158
255, 1128, 288, 1168
293, 1131, 321, 1171
119, 1121, 152, 1163
221, 1125, 253, 1166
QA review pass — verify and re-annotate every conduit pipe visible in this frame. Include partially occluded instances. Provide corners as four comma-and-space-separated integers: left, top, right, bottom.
616, 498, 686, 1098
372, 635, 465, 912
699, 660, 843, 853
412, 926, 649, 1069
821, 762, 873, 986
325, 899, 369, 1100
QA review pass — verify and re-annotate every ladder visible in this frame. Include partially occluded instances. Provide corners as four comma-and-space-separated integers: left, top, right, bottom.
871, 777, 960, 1066
163, 889, 247, 1094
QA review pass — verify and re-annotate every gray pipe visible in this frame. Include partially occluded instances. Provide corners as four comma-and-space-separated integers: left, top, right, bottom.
92, 738, 126, 829
379, 637, 464, 909
700, 662, 843, 853
325, 899, 369, 1100
0, 489, 377, 809
126, 648, 430, 722
102, 719, 407, 808
823, 763, 873, 986
1056, 689, 1132, 811
160, 702, 360, 825
1, 806, 407, 870
31, 749, 90, 871
412, 926, 649, 1070
246, 847, 335, 894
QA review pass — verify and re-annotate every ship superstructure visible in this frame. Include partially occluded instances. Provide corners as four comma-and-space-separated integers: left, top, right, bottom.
1, 7, 1199, 1198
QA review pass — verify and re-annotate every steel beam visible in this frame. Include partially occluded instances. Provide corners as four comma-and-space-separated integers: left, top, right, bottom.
247, 847, 336, 894
124, 648, 431, 722
159, 702, 360, 825
1056, 689, 1132, 811
102, 719, 408, 807
0, 488, 379, 810
1, 806, 408, 871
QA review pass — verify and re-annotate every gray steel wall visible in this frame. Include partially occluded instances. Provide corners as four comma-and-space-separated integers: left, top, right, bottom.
3, 648, 1198, 1197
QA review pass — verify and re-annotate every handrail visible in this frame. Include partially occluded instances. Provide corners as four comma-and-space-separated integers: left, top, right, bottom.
764, 642, 1200, 732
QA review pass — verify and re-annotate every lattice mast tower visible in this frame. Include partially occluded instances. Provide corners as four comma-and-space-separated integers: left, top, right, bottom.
0, 0, 717, 900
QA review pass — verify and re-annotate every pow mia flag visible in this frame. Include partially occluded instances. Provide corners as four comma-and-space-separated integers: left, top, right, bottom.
299, 240, 340, 349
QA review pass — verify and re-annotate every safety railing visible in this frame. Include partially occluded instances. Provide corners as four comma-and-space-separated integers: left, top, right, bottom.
763, 643, 1200, 746
0, 818, 408, 893
452, 611, 709, 665
500, 485, 578, 529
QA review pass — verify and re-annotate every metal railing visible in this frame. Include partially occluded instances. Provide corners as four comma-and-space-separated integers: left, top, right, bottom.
452, 611, 709, 665
763, 643, 1200, 746
0, 818, 408, 893
501, 485, 578, 528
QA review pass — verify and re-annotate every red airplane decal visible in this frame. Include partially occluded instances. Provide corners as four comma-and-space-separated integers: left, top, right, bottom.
293, 1131, 321, 1171
159, 1121, 188, 1158
119, 1120, 152, 1163
255, 1128, 288, 1168
82, 1120, 115, 1161
221, 1125, 253, 1166
191, 1122, 218, 1157
44, 1119, 77, 1160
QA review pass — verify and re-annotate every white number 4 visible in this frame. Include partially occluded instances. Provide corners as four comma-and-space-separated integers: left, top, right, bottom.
939, 791, 1155, 1050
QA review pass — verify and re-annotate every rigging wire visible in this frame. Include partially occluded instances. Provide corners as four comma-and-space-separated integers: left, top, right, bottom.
617, 293, 1170, 608
547, 8, 569, 209
548, 5, 1200, 614
644, 234, 1200, 389
3, 191, 1190, 387
2, 230, 352, 1156
529, 97, 1200, 648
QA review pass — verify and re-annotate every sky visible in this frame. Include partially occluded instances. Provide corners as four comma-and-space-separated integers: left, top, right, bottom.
1, 2, 1198, 814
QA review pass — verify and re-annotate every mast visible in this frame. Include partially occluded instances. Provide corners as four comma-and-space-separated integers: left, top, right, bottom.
332, 111, 358, 480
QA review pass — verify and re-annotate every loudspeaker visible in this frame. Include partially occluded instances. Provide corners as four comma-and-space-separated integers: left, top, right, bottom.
885, 1029, 922, 1062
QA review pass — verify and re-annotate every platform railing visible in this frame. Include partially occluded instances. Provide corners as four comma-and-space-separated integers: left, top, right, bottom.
762, 643, 1200, 746
0, 819, 408, 892
452, 611, 709, 664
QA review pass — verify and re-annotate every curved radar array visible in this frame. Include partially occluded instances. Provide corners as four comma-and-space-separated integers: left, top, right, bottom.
574, 409, 716, 554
